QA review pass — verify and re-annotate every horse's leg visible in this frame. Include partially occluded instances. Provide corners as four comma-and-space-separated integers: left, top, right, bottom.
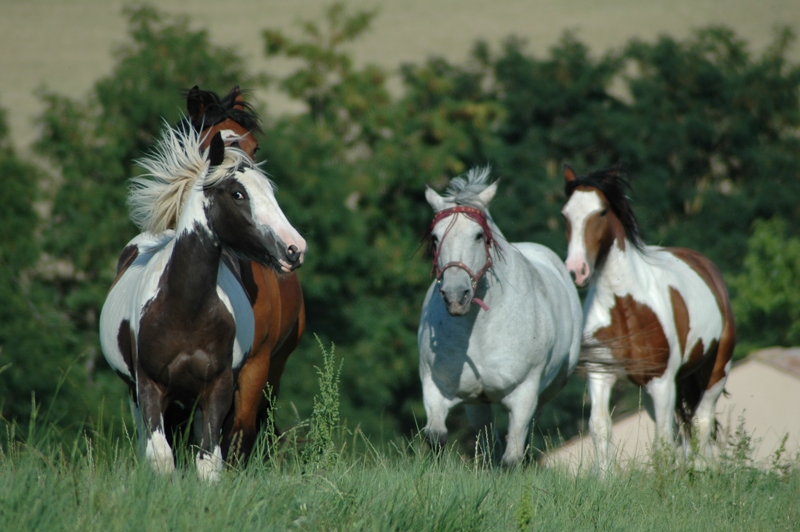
421, 374, 458, 452
588, 370, 617, 476
196, 370, 234, 482
645, 373, 677, 452
692, 358, 732, 461
465, 404, 501, 464
137, 375, 174, 475
501, 379, 540, 467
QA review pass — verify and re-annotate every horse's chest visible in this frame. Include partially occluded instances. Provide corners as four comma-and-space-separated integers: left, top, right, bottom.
137, 294, 236, 385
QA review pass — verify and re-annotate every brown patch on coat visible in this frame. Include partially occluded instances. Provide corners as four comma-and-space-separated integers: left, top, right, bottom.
594, 294, 670, 386
669, 286, 689, 354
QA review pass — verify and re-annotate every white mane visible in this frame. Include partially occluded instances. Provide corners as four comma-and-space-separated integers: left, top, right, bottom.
128, 123, 256, 233
442, 166, 493, 207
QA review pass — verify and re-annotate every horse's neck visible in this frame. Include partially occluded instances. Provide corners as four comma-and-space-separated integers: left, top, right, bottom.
593, 240, 652, 297
166, 186, 222, 309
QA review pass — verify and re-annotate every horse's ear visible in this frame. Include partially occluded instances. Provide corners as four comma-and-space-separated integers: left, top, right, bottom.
187, 85, 204, 119
477, 180, 499, 207
425, 186, 446, 212
208, 132, 225, 168
563, 164, 577, 183
229, 85, 245, 109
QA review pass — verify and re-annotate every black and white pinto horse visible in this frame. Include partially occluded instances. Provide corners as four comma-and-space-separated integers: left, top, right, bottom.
99, 126, 305, 481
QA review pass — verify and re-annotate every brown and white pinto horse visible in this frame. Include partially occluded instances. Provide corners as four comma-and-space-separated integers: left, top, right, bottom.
561, 164, 736, 472
179, 86, 306, 462
99, 127, 306, 481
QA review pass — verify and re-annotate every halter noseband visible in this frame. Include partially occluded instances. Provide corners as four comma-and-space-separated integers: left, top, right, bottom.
429, 205, 499, 311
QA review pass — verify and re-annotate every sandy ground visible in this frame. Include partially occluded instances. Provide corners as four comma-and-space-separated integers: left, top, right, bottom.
1, 0, 798, 152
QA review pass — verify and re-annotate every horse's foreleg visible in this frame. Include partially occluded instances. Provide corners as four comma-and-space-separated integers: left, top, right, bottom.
588, 370, 617, 476
421, 375, 458, 452
137, 376, 174, 475
196, 371, 234, 482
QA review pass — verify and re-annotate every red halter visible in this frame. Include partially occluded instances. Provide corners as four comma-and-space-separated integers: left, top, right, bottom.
428, 206, 499, 311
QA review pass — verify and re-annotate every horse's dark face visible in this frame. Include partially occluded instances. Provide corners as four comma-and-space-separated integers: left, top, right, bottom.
205, 166, 306, 273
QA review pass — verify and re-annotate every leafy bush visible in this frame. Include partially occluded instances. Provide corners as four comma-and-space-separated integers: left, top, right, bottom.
731, 217, 800, 353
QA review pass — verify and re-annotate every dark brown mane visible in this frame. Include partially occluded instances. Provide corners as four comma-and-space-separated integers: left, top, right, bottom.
564, 163, 644, 250
178, 86, 262, 135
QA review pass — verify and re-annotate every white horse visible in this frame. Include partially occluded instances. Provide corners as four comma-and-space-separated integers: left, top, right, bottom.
418, 168, 583, 466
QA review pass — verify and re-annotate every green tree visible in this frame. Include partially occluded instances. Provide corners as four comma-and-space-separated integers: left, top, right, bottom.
0, 106, 82, 432
731, 217, 800, 354
32, 5, 256, 421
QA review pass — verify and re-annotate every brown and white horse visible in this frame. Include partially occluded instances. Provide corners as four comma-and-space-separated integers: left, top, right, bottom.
99, 127, 306, 480
561, 164, 736, 472
179, 86, 306, 462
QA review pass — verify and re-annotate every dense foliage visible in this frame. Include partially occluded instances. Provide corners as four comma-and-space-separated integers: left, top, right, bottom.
1, 3, 798, 449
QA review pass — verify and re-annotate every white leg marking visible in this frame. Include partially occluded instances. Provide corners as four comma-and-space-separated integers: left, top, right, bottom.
145, 427, 175, 475
196, 445, 224, 483
588, 371, 617, 476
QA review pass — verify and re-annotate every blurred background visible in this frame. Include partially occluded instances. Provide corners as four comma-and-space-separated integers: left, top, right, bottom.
1, 0, 799, 454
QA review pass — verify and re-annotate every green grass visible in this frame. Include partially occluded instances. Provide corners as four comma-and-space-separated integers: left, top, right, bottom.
2, 425, 799, 532
1, 344, 798, 531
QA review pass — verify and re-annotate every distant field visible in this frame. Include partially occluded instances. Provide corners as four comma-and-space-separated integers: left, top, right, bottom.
2, 0, 799, 152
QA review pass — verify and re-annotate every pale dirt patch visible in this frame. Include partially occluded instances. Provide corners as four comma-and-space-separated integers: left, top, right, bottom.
2, 0, 798, 153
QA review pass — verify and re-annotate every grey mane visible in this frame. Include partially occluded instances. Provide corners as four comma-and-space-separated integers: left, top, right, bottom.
442, 166, 492, 208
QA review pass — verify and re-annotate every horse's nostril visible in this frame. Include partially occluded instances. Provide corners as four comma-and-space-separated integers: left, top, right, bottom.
581, 264, 587, 275
287, 244, 299, 262
569, 270, 577, 282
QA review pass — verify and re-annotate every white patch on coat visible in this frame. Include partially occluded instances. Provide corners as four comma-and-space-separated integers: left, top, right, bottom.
237, 168, 307, 260
99, 231, 174, 381
145, 426, 175, 475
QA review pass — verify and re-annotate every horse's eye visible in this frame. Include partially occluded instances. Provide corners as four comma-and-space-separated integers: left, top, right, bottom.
600, 208, 609, 217
232, 191, 245, 201
475, 232, 484, 242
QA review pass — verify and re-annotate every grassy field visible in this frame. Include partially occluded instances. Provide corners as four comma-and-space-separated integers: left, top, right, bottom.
2, 346, 799, 531
2, 418, 799, 531
2, 0, 799, 152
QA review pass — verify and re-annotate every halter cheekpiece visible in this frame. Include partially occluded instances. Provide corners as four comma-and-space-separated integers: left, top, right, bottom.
428, 205, 499, 311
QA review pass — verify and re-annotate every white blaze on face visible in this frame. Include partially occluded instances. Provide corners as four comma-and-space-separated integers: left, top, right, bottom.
562, 190, 604, 287
239, 168, 307, 271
